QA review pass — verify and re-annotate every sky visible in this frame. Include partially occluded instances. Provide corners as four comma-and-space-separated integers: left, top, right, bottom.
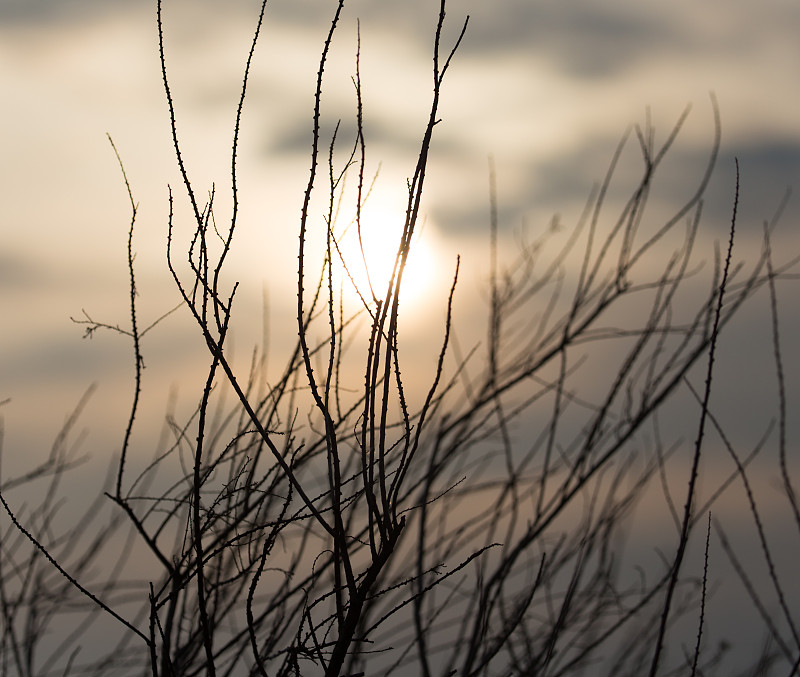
2, 0, 800, 669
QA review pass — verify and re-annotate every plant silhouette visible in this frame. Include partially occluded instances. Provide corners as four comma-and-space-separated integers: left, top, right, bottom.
1, 2, 799, 676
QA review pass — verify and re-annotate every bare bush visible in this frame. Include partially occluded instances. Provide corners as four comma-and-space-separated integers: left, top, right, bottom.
2, 2, 799, 676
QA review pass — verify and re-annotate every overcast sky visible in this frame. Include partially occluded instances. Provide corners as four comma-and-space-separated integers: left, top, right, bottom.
2, 2, 799, 459
3, 0, 799, 493
4, 2, 796, 384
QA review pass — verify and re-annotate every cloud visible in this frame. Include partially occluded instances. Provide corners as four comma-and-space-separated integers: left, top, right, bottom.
0, 253, 47, 290
0, 0, 133, 25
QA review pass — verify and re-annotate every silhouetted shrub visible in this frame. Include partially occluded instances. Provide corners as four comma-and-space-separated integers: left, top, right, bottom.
2, 2, 798, 676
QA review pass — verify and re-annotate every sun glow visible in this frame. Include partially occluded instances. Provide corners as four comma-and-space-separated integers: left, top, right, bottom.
334, 205, 437, 312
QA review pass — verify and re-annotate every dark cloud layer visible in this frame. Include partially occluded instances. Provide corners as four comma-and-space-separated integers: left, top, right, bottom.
0, 0, 710, 81
0, 0, 133, 24
0, 253, 46, 290
6, 0, 798, 89
430, 131, 800, 243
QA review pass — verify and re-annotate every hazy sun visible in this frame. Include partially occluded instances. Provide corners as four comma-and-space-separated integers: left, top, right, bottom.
334, 206, 436, 311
